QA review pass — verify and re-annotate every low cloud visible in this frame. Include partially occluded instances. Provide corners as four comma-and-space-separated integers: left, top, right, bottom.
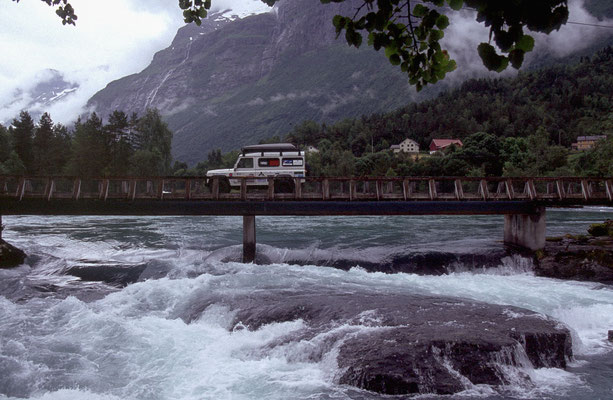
0, 0, 609, 127
247, 90, 319, 106
441, 0, 612, 82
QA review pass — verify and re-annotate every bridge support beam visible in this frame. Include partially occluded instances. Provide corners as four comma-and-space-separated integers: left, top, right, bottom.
243, 215, 256, 263
503, 207, 546, 251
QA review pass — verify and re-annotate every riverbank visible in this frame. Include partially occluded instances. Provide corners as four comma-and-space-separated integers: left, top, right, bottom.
535, 220, 613, 284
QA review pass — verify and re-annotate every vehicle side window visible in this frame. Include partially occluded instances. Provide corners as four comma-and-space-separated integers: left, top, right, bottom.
282, 158, 304, 166
236, 157, 254, 169
258, 158, 280, 167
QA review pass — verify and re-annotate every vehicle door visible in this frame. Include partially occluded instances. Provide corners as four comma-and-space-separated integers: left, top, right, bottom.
232, 157, 255, 185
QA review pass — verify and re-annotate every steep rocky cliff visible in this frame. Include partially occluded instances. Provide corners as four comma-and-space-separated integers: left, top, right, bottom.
87, 0, 422, 164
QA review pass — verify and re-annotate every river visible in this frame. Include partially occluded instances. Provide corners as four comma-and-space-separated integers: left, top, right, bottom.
1, 208, 612, 399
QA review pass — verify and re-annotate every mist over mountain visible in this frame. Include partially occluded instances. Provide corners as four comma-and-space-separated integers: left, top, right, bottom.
86, 0, 432, 164
87, 0, 613, 165
1, 70, 78, 126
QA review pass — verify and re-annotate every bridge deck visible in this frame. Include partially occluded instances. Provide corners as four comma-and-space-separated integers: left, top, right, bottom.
3, 175, 611, 259
1, 176, 612, 216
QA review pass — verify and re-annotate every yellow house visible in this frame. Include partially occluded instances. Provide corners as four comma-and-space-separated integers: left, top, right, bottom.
571, 135, 606, 151
391, 138, 420, 154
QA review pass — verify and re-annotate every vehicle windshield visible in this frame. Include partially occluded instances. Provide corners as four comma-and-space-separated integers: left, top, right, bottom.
235, 157, 254, 169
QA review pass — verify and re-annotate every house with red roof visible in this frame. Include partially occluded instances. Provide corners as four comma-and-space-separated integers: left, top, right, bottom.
429, 138, 463, 154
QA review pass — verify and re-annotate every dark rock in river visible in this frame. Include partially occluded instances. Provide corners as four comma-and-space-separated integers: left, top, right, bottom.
278, 248, 514, 275
0, 239, 26, 268
536, 235, 613, 283
182, 291, 572, 395
67, 263, 148, 287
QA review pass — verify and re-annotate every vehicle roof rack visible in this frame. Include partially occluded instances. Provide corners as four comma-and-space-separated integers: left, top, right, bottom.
240, 143, 301, 156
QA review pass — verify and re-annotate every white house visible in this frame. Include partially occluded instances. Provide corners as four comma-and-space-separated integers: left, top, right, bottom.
391, 138, 419, 154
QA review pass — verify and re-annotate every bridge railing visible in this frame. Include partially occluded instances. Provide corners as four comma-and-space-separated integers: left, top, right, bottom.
1, 175, 612, 203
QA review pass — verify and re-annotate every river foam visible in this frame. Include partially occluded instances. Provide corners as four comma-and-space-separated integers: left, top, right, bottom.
1, 211, 613, 399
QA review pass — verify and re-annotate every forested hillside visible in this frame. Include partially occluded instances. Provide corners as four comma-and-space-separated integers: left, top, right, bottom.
0, 110, 173, 177
3, 47, 612, 179
182, 46, 613, 178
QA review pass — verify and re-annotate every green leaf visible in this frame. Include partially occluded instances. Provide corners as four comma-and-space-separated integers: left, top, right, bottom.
435, 15, 449, 30
478, 42, 509, 72
448, 0, 463, 11
332, 15, 344, 28
429, 29, 444, 42
384, 44, 398, 58
413, 4, 428, 18
508, 49, 525, 69
515, 35, 535, 52
388, 54, 401, 65
445, 59, 457, 72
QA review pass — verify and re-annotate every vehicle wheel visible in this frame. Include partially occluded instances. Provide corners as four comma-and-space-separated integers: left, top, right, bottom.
274, 178, 294, 194
219, 178, 231, 193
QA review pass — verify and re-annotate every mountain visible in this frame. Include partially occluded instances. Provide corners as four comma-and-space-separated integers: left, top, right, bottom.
87, 0, 433, 164
88, 0, 613, 165
1, 70, 78, 125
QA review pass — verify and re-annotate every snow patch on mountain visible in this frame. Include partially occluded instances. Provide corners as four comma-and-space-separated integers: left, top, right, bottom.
212, 0, 272, 20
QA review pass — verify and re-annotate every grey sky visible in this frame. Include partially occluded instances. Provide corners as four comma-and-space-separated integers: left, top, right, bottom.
0, 0, 270, 124
0, 0, 610, 126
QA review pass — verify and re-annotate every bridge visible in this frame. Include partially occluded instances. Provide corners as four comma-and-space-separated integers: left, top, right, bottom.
2, 175, 612, 262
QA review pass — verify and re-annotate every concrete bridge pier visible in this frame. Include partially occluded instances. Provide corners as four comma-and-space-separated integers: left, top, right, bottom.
243, 215, 256, 263
503, 206, 546, 251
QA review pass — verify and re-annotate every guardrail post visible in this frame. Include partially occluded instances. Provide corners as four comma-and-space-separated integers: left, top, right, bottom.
376, 180, 382, 200
454, 179, 464, 200
129, 179, 137, 200
504, 179, 514, 200
16, 178, 25, 200
157, 179, 165, 199
581, 179, 590, 201
606, 180, 613, 202
322, 179, 330, 200
402, 179, 409, 201
350, 180, 356, 201
428, 179, 437, 200
240, 178, 247, 200
479, 180, 488, 200
556, 179, 565, 200
72, 178, 81, 200
212, 177, 220, 200
243, 215, 256, 263
46, 179, 55, 201
294, 178, 302, 200
268, 178, 274, 200
526, 180, 536, 200
185, 179, 191, 200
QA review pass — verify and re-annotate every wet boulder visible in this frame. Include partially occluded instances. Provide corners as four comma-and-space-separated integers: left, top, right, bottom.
536, 235, 613, 283
0, 239, 26, 268
184, 291, 572, 395
67, 263, 148, 287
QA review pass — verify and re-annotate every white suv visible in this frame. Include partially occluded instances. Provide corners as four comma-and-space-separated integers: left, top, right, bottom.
206, 143, 306, 192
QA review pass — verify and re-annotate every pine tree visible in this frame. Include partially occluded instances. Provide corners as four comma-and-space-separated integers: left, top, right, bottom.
65, 113, 108, 177
105, 110, 133, 176
130, 109, 173, 175
11, 111, 35, 173
33, 113, 55, 174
